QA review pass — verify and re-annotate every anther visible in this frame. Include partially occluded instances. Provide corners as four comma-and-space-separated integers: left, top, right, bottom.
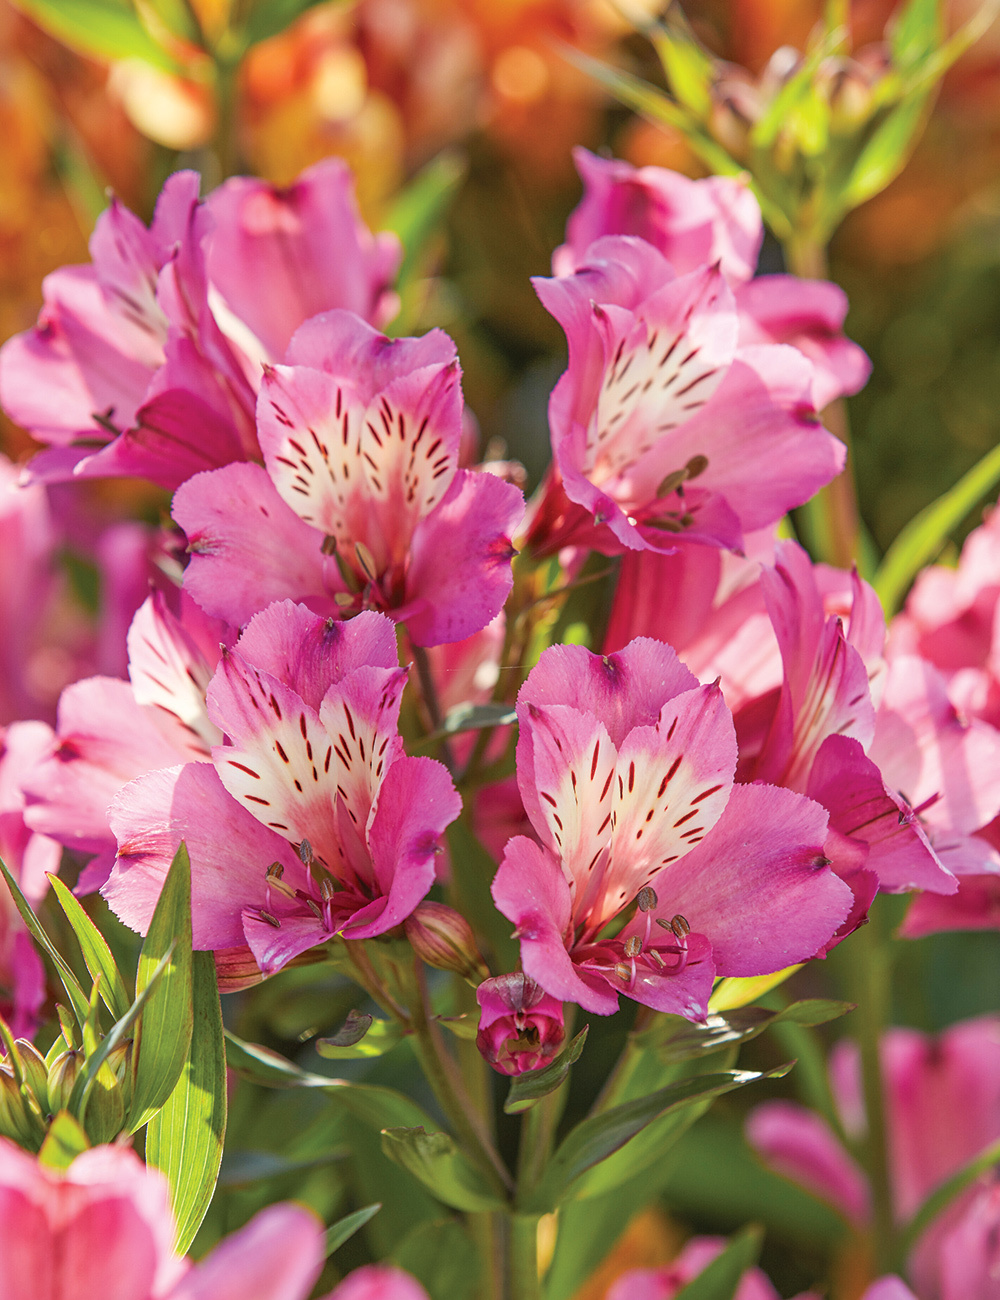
670, 914, 691, 937
623, 935, 643, 958
258, 909, 281, 929
637, 886, 658, 912
354, 541, 378, 583
321, 534, 338, 556
319, 877, 337, 902
298, 839, 314, 866
614, 962, 632, 981
685, 454, 708, 479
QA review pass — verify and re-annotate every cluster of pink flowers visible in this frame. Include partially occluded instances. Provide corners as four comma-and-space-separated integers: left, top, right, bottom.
0, 146, 997, 1080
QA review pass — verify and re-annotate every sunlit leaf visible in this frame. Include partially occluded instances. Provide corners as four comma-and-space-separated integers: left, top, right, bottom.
37, 1111, 90, 1170
381, 1126, 506, 1213
504, 1028, 589, 1115
0, 858, 90, 1029
12, 0, 180, 71
708, 965, 803, 1013
48, 874, 131, 1022
674, 1225, 764, 1300
316, 1015, 405, 1059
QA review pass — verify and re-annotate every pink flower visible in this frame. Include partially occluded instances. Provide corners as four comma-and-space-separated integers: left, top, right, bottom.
554, 148, 871, 410
492, 638, 852, 1018
21, 592, 228, 894
526, 236, 845, 558
1, 160, 401, 491
103, 601, 460, 979
476, 972, 565, 1075
746, 1016, 1000, 1293
174, 311, 524, 647
0, 1134, 404, 1300
605, 1236, 820, 1300
325, 1265, 429, 1300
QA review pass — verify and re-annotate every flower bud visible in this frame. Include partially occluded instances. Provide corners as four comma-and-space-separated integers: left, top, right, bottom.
475, 973, 565, 1076
405, 902, 490, 985
45, 1049, 82, 1114
0, 1059, 45, 1148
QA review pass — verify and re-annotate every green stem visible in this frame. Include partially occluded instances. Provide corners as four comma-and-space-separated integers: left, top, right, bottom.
783, 233, 861, 569
849, 903, 896, 1274
408, 961, 512, 1196
509, 1214, 542, 1300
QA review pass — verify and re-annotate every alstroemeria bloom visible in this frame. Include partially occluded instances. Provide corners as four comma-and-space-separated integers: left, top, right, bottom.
476, 972, 565, 1075
553, 149, 871, 410
1, 160, 400, 490
103, 602, 460, 979
746, 1016, 1000, 1297
21, 591, 228, 894
0, 1135, 415, 1300
492, 638, 852, 1018
526, 236, 845, 557
174, 310, 524, 646
606, 1236, 820, 1300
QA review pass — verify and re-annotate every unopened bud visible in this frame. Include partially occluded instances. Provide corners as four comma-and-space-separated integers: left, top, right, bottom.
476, 973, 565, 1076
45, 1049, 82, 1114
405, 902, 490, 985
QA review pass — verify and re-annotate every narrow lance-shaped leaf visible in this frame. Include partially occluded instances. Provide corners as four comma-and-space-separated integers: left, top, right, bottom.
0, 858, 90, 1028
638, 1000, 854, 1064
145, 949, 227, 1255
381, 1127, 507, 1213
12, 0, 181, 71
520, 1064, 793, 1213
504, 1027, 589, 1116
674, 1225, 765, 1300
47, 874, 132, 1021
325, 1203, 382, 1257
129, 842, 194, 1131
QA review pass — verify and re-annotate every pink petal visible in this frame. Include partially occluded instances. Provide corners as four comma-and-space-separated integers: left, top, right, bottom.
662, 782, 851, 975
321, 1264, 430, 1300
127, 593, 223, 753
745, 1100, 871, 1225
171, 1203, 324, 1300
286, 310, 456, 391
174, 462, 336, 626
900, 872, 1000, 936
403, 468, 524, 646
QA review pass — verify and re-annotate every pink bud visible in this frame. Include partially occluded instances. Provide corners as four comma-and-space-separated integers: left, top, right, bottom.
405, 902, 490, 984
475, 973, 565, 1076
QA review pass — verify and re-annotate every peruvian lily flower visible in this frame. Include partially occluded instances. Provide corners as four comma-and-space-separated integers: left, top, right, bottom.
0, 1135, 427, 1300
606, 1236, 820, 1300
174, 310, 524, 646
1, 160, 400, 490
746, 1015, 1000, 1297
476, 972, 565, 1075
21, 591, 228, 895
492, 637, 852, 1018
103, 602, 460, 980
525, 236, 845, 558
553, 148, 872, 410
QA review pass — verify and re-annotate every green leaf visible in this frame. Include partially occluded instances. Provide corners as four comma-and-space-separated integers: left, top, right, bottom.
219, 1148, 347, 1189
889, 0, 944, 67
392, 1219, 480, 1300
381, 1127, 506, 1213
129, 843, 194, 1131
504, 1027, 589, 1115
640, 1000, 854, 1064
145, 950, 227, 1254
316, 1016, 405, 1059
673, 1225, 764, 1300
141, 0, 201, 44
224, 1030, 438, 1130
708, 965, 804, 1012
382, 151, 465, 296
240, 0, 331, 48
325, 1202, 382, 1256
874, 438, 1000, 615
838, 91, 933, 214
37, 1111, 90, 1170
442, 702, 518, 736
47, 874, 132, 1022
12, 0, 180, 71
0, 858, 90, 1028
521, 1064, 792, 1212
652, 27, 715, 117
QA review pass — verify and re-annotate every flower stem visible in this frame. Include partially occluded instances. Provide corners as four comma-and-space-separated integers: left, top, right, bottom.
782, 233, 861, 569
509, 1214, 542, 1300
849, 901, 897, 1274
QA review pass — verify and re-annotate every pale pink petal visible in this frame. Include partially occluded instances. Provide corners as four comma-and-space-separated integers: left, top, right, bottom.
171, 1203, 324, 1300
127, 593, 223, 753
859, 1281, 919, 1300
321, 1264, 430, 1300
746, 1100, 871, 1225
174, 462, 337, 626
935, 1182, 1000, 1300
105, 763, 304, 950
286, 311, 455, 391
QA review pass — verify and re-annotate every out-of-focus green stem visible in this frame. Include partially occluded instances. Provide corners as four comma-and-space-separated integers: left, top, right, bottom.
848, 901, 896, 1274
784, 233, 861, 569
509, 1214, 542, 1300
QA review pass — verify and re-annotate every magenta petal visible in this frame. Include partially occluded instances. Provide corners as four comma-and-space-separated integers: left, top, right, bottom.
174, 462, 335, 626
745, 1100, 871, 1224
286, 309, 456, 389
518, 639, 698, 747
242, 909, 331, 977
900, 873, 1000, 936
664, 782, 850, 975
344, 755, 460, 938
172, 1203, 324, 1300
233, 603, 398, 709
323, 1265, 431, 1300
404, 469, 524, 646
493, 837, 619, 1014
104, 763, 303, 949
808, 735, 955, 895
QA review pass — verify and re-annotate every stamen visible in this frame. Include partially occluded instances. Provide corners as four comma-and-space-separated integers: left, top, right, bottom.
321, 535, 338, 556
623, 935, 642, 958
670, 913, 691, 938
636, 886, 658, 912
299, 839, 314, 866
258, 909, 281, 929
354, 541, 379, 583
